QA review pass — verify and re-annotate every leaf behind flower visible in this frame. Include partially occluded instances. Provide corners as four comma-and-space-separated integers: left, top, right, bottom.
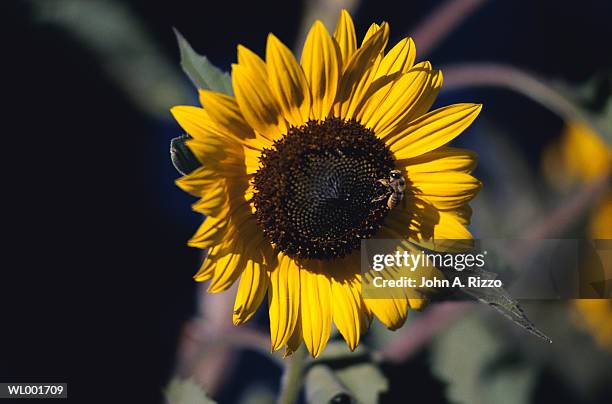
174, 29, 233, 95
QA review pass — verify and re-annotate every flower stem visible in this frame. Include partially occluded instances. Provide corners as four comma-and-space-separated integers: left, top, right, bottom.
441, 63, 610, 144
442, 63, 581, 117
278, 346, 307, 404
411, 0, 488, 56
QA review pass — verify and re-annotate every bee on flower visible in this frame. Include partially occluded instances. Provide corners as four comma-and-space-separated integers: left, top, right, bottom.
172, 10, 482, 357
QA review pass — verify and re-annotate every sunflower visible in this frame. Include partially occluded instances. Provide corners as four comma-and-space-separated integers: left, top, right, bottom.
544, 121, 612, 348
171, 10, 482, 357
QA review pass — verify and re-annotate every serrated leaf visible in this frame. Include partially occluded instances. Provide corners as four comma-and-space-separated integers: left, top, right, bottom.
441, 266, 552, 343
165, 378, 216, 404
174, 28, 233, 95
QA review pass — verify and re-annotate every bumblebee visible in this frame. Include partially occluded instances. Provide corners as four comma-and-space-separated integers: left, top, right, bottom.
372, 169, 406, 209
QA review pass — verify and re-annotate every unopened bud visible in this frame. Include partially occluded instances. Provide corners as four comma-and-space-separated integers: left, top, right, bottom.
170, 134, 201, 175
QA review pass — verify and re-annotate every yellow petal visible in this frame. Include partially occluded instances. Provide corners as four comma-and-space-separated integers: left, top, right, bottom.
590, 193, 612, 239
361, 23, 381, 45
388, 103, 482, 159
397, 69, 444, 129
244, 132, 273, 150
266, 34, 312, 127
233, 252, 268, 325
237, 45, 268, 81
171, 106, 215, 140
558, 121, 612, 184
171, 106, 248, 170
187, 215, 228, 249
335, 24, 389, 119
194, 246, 218, 281
206, 206, 256, 244
190, 184, 227, 216
182, 137, 229, 165
379, 69, 444, 141
360, 61, 432, 132
432, 210, 474, 240
410, 171, 482, 210
331, 275, 362, 351
208, 241, 246, 293
191, 189, 245, 218
284, 317, 303, 357
370, 228, 436, 309
171, 105, 246, 157
301, 20, 339, 120
244, 144, 263, 175
171, 106, 227, 148
354, 38, 417, 124
198, 90, 253, 141
364, 297, 408, 330
232, 63, 286, 142
205, 218, 263, 292
333, 9, 357, 69
397, 147, 478, 174
300, 266, 332, 357
268, 254, 301, 351
374, 37, 416, 80
386, 207, 474, 252
174, 164, 220, 191
408, 298, 428, 310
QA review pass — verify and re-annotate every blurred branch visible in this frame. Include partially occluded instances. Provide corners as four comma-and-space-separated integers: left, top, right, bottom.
182, 319, 278, 365
28, 0, 190, 118
175, 285, 238, 396
443, 63, 581, 117
374, 302, 472, 362
469, 128, 546, 237
507, 172, 611, 266
175, 282, 281, 398
411, 0, 488, 56
442, 63, 611, 145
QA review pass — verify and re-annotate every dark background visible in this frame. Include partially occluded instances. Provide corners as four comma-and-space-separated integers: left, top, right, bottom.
1, 0, 611, 403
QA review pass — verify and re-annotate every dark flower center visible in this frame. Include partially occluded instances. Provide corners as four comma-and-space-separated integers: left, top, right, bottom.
252, 118, 395, 260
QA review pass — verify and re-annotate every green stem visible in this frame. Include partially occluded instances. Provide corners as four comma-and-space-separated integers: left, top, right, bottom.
278, 346, 307, 404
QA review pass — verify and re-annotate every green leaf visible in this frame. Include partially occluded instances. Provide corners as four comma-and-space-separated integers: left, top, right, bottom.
237, 385, 276, 404
305, 365, 354, 404
431, 313, 537, 404
335, 362, 389, 404
305, 341, 388, 404
442, 266, 552, 343
174, 28, 233, 95
165, 378, 216, 404
552, 76, 612, 145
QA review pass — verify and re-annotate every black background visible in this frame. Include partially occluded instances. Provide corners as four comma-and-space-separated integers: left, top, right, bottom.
1, 1, 611, 403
